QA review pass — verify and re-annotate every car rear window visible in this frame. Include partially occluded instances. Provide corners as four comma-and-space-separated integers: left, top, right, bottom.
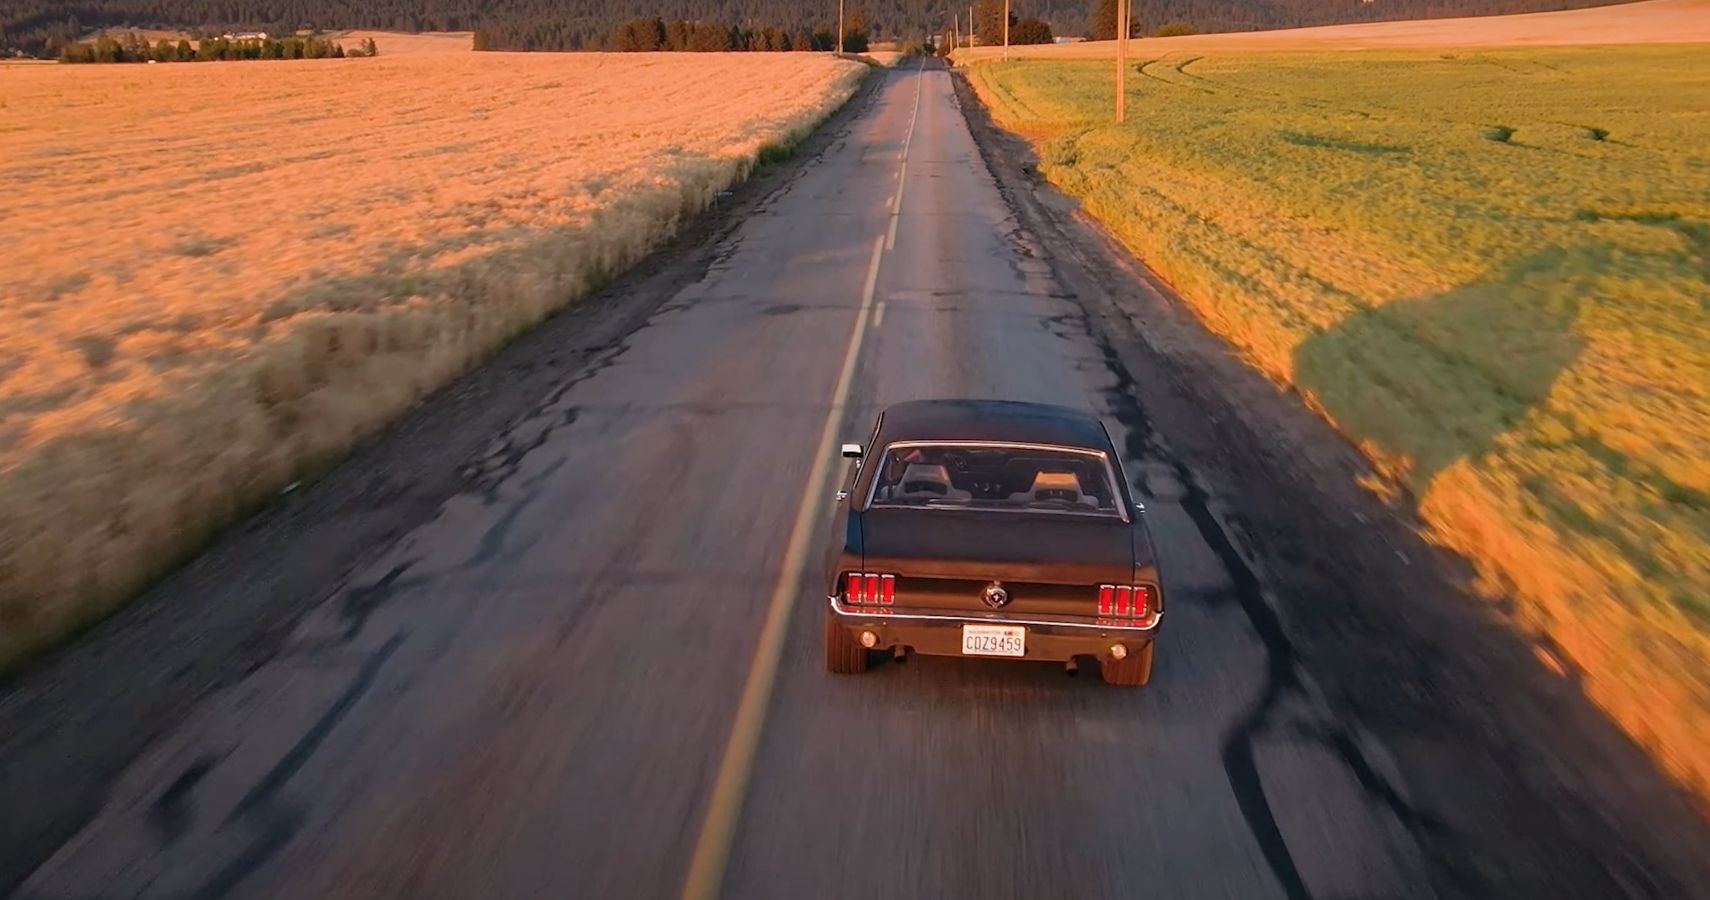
867, 443, 1123, 516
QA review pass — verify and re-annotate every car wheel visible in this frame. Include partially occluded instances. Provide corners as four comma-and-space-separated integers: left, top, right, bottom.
1099, 640, 1154, 686
824, 611, 870, 674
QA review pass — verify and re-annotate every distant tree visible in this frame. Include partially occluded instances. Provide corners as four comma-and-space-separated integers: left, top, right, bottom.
811, 25, 835, 51
1153, 21, 1196, 36
1011, 17, 1052, 44
837, 6, 869, 52
973, 0, 1020, 46
841, 31, 868, 52
608, 21, 633, 49
665, 18, 691, 49
791, 28, 812, 51
686, 20, 730, 50
611, 17, 664, 51
1088, 0, 1118, 40
175, 37, 193, 59
362, 36, 378, 55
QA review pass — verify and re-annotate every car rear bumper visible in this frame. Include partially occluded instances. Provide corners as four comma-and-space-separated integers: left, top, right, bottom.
826, 597, 1158, 663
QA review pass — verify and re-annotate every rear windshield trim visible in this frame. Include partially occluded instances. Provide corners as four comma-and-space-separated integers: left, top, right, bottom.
860, 440, 1129, 523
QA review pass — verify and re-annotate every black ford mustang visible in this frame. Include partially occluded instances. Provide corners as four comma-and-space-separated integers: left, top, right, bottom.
822, 399, 1165, 685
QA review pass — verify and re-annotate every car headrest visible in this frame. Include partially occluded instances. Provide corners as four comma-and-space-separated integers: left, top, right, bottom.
899, 463, 954, 496
1028, 471, 1082, 502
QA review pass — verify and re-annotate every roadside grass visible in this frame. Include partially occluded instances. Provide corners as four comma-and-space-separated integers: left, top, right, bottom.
967, 46, 1710, 799
0, 53, 866, 673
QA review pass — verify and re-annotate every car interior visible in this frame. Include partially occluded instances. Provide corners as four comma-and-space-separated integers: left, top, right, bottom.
870, 445, 1119, 513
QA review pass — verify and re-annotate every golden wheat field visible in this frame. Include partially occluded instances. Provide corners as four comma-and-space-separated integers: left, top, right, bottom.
0, 51, 865, 667
956, 0, 1710, 58
969, 45, 1710, 799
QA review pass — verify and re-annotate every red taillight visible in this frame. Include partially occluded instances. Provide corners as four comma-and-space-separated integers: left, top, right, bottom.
1099, 583, 1158, 624
845, 572, 898, 606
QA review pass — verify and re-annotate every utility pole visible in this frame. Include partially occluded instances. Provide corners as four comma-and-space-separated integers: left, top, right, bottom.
837, 0, 844, 54
1115, 0, 1129, 122
970, 6, 975, 47
1003, 0, 1010, 60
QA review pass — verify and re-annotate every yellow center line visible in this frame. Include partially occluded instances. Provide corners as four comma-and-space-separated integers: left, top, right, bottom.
681, 61, 927, 900
678, 234, 886, 900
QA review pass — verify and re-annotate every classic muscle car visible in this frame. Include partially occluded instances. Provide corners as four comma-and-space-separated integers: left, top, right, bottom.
823, 399, 1165, 685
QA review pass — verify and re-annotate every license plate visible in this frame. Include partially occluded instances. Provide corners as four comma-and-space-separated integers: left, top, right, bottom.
961, 624, 1026, 657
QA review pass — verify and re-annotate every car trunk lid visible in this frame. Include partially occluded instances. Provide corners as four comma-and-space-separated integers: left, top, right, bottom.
856, 509, 1132, 617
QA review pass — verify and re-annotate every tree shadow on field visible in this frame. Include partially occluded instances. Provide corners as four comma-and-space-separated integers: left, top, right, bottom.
1293, 246, 1586, 493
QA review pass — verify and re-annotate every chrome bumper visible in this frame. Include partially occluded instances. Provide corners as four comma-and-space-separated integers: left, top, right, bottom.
826, 596, 1159, 662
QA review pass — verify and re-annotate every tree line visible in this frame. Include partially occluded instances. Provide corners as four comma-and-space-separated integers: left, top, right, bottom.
2, 0, 1643, 58
57, 31, 373, 61
969, 0, 1053, 46
479, 16, 857, 52
605, 18, 832, 52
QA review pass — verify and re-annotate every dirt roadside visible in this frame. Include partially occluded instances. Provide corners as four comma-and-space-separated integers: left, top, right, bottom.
948, 70, 1710, 899
0, 73, 887, 896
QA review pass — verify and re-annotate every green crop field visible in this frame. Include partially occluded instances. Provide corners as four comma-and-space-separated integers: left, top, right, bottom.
968, 46, 1710, 798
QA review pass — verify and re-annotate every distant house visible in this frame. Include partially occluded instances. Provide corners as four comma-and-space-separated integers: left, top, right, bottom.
222, 31, 268, 40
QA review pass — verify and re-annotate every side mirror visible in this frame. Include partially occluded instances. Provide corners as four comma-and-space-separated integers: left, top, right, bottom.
840, 443, 864, 459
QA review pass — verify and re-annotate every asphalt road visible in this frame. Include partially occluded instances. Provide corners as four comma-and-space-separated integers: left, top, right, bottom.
10, 62, 1703, 900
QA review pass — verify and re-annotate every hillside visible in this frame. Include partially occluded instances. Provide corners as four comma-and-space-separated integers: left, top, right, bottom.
1, 0, 1644, 54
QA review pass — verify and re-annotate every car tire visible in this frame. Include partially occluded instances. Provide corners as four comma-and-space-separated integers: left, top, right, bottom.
1100, 640, 1154, 686
824, 612, 870, 674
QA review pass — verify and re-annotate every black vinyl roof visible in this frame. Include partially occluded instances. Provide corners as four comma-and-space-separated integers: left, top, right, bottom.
874, 400, 1113, 451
